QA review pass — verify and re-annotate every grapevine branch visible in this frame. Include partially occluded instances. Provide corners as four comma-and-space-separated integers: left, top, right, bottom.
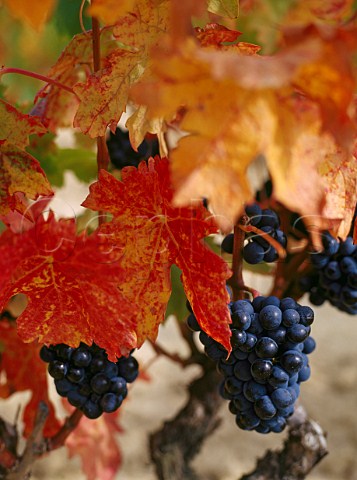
239, 406, 328, 480
0, 68, 75, 95
3, 405, 83, 479
46, 409, 83, 451
150, 360, 223, 480
6, 402, 48, 480
227, 215, 260, 301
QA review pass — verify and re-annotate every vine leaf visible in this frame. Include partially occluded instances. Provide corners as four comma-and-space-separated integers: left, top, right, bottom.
4, 0, 55, 30
82, 157, 232, 352
320, 146, 357, 239
0, 142, 53, 217
0, 100, 47, 149
73, 0, 170, 138
89, 0, 137, 24
31, 32, 94, 131
0, 100, 52, 216
64, 402, 122, 480
0, 214, 138, 361
131, 26, 357, 236
195, 23, 260, 52
284, 0, 355, 25
207, 0, 239, 18
0, 319, 60, 437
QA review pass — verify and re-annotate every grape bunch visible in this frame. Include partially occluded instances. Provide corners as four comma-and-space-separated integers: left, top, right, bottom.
106, 127, 160, 169
300, 232, 357, 314
221, 203, 287, 265
187, 296, 315, 433
40, 343, 139, 419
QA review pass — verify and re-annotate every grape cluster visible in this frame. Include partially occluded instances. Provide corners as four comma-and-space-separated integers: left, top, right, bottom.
187, 296, 315, 433
106, 127, 160, 169
40, 343, 139, 419
300, 233, 357, 314
221, 204, 287, 265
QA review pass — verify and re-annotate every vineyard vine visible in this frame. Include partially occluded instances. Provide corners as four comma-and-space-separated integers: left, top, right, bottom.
0, 0, 356, 479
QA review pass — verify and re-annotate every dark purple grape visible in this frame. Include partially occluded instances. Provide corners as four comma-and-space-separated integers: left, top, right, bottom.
254, 395, 277, 420
82, 400, 103, 419
259, 306, 282, 330
67, 367, 85, 384
48, 361, 68, 380
90, 373, 111, 394
280, 351, 304, 375
72, 347, 92, 367
40, 345, 56, 363
251, 359, 273, 382
67, 389, 87, 408
221, 233, 234, 254
255, 337, 278, 358
117, 356, 139, 383
243, 242, 265, 264
100, 393, 122, 413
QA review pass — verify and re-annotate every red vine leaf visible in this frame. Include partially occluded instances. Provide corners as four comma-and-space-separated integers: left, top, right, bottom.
0, 319, 60, 437
65, 402, 122, 480
0, 214, 138, 361
0, 142, 53, 217
82, 157, 232, 352
195, 24, 242, 47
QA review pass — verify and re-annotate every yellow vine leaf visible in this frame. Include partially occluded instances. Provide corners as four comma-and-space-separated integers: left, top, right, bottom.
89, 0, 137, 24
73, 0, 170, 138
4, 0, 56, 30
207, 0, 239, 18
132, 27, 357, 234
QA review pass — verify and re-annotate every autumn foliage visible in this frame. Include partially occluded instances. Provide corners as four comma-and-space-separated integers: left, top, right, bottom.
0, 0, 356, 478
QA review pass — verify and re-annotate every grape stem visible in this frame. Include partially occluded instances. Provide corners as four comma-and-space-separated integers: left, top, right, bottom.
91, 16, 109, 226
148, 338, 203, 367
46, 409, 83, 451
270, 247, 309, 298
227, 215, 255, 301
0, 68, 76, 96
239, 224, 287, 260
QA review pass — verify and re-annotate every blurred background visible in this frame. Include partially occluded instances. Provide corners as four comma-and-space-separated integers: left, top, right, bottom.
1, 1, 357, 479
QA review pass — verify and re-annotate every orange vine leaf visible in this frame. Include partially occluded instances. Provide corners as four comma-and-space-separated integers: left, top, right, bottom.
0, 319, 60, 437
89, 0, 136, 24
131, 25, 357, 235
4, 0, 56, 30
0, 214, 138, 361
82, 157, 232, 353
